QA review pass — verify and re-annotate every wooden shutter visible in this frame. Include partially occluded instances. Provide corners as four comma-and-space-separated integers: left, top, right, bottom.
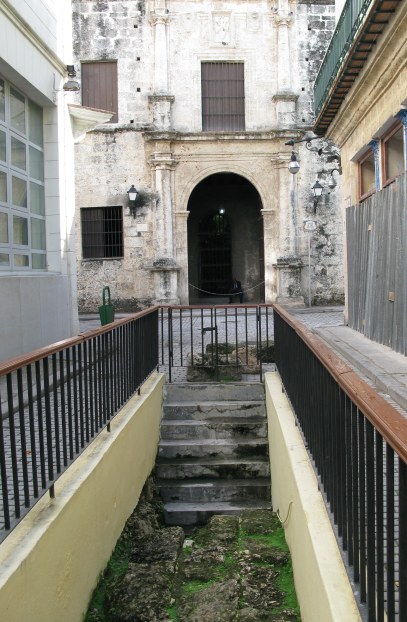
201, 62, 245, 131
81, 61, 118, 122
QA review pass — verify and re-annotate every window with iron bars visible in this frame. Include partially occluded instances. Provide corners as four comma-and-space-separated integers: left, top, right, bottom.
81, 206, 123, 259
201, 62, 245, 131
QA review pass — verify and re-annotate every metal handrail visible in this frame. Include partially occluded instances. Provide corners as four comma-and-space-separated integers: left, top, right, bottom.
273, 304, 407, 462
0, 306, 159, 540
273, 303, 407, 620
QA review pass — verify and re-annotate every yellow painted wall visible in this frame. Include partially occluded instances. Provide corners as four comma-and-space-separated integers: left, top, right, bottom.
0, 372, 165, 622
265, 372, 361, 622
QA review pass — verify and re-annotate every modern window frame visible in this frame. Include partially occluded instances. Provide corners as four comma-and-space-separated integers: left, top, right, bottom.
381, 122, 405, 187
0, 76, 46, 272
358, 148, 377, 202
81, 206, 124, 260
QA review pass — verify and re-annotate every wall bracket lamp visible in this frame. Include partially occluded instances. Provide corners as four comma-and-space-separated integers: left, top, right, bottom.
127, 185, 139, 216
311, 179, 323, 213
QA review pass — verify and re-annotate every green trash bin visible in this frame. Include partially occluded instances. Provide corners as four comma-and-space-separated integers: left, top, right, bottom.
99, 286, 115, 326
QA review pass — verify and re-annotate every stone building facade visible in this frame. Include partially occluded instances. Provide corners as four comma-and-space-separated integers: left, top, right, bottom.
72, 0, 344, 311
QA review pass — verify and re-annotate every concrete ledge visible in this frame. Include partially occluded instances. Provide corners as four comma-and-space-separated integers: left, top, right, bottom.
0, 372, 165, 622
265, 371, 361, 622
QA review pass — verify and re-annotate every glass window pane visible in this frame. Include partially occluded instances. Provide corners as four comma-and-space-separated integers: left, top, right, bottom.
32, 253, 46, 269
14, 254, 29, 267
0, 253, 9, 266
0, 129, 5, 162
0, 211, 8, 242
0, 79, 4, 122
361, 153, 376, 196
31, 217, 45, 249
11, 136, 26, 170
0, 170, 6, 202
386, 127, 404, 180
29, 100, 43, 147
13, 215, 28, 245
29, 146, 44, 181
30, 182, 45, 215
12, 176, 27, 207
10, 88, 25, 133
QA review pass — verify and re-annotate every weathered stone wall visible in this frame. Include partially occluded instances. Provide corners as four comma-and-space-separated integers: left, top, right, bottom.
72, 0, 344, 311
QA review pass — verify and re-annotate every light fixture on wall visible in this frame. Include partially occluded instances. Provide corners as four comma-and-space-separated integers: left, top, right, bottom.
127, 185, 139, 216
288, 151, 300, 174
328, 167, 342, 188
311, 179, 323, 213
62, 65, 80, 92
285, 133, 342, 176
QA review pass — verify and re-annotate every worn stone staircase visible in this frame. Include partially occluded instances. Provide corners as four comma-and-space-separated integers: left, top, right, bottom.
155, 382, 271, 526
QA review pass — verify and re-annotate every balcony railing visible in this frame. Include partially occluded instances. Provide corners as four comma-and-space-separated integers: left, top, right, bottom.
274, 304, 407, 621
314, 0, 372, 117
0, 308, 159, 541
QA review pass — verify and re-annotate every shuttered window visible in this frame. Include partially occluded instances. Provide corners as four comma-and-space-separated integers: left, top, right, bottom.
81, 206, 123, 259
201, 62, 245, 131
81, 61, 118, 122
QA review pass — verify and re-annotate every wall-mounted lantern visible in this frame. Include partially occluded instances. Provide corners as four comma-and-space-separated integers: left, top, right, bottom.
127, 184, 139, 216
311, 179, 323, 213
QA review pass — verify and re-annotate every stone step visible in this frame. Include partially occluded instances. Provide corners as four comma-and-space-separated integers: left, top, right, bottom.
164, 382, 265, 404
158, 478, 271, 503
160, 419, 267, 441
163, 501, 272, 526
163, 401, 266, 420
155, 458, 270, 480
158, 438, 268, 460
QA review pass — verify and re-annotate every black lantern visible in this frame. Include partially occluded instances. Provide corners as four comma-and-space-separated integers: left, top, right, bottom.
312, 180, 323, 213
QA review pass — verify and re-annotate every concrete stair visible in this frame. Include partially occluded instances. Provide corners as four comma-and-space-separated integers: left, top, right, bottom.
156, 382, 271, 526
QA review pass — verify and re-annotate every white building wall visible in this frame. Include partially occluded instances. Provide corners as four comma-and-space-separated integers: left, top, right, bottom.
0, 0, 79, 361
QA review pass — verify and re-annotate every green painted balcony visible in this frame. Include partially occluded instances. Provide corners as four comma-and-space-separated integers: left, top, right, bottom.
314, 0, 401, 135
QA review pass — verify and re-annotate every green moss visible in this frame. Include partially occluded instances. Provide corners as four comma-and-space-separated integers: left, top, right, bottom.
276, 561, 300, 613
183, 579, 215, 594
213, 552, 237, 579
84, 535, 133, 621
241, 527, 289, 552
166, 605, 180, 621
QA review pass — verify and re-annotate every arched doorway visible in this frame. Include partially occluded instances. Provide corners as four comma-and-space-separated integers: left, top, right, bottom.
187, 173, 264, 303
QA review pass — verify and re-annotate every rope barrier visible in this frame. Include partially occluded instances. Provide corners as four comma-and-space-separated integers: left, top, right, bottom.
189, 280, 265, 297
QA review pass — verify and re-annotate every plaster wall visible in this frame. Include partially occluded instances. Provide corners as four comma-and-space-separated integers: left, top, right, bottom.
265, 371, 361, 622
0, 372, 165, 622
72, 0, 344, 310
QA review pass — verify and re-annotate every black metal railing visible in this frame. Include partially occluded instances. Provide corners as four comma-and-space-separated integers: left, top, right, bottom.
0, 307, 159, 540
273, 304, 407, 622
158, 305, 274, 383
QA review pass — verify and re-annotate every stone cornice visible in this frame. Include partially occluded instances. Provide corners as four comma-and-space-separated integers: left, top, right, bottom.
150, 152, 177, 170
143, 129, 305, 143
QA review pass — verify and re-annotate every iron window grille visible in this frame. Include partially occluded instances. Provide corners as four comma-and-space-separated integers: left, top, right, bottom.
201, 62, 245, 132
81, 206, 123, 259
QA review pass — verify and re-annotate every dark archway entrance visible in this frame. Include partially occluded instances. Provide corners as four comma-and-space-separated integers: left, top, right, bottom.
199, 211, 232, 296
187, 173, 264, 303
